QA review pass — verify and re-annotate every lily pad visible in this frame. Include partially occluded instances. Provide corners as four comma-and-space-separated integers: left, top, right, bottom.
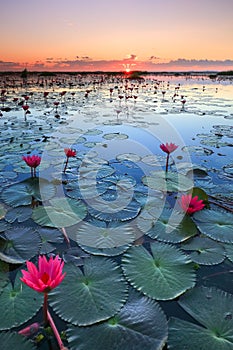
75, 220, 136, 248
122, 242, 196, 300
181, 237, 226, 265
102, 132, 128, 140
0, 273, 43, 330
49, 257, 128, 326
224, 243, 233, 263
1, 177, 56, 208
193, 210, 233, 243
168, 286, 233, 350
32, 197, 87, 228
137, 208, 197, 243
142, 171, 193, 192
36, 227, 64, 254
67, 290, 168, 350
0, 227, 41, 264
0, 332, 37, 350
116, 153, 141, 163
88, 198, 141, 222
78, 243, 130, 257
5, 206, 32, 223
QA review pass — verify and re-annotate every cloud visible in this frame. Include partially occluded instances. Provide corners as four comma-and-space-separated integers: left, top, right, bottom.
124, 54, 137, 61
149, 56, 160, 60
0, 57, 233, 72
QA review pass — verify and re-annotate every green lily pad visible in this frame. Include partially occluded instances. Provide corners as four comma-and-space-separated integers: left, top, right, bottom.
0, 273, 43, 330
67, 290, 168, 350
84, 128, 103, 136
78, 243, 130, 257
88, 198, 141, 222
168, 286, 233, 350
1, 177, 56, 208
142, 171, 193, 192
103, 132, 128, 140
116, 153, 141, 163
65, 179, 107, 200
75, 220, 136, 248
122, 242, 196, 300
32, 197, 87, 228
193, 210, 233, 243
49, 257, 128, 326
224, 243, 233, 263
137, 208, 197, 243
36, 227, 64, 254
0, 227, 41, 264
5, 206, 32, 223
181, 237, 226, 265
0, 332, 37, 350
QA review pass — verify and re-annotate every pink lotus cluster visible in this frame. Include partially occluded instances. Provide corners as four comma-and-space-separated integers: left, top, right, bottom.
20, 255, 66, 294
160, 142, 178, 154
180, 194, 205, 215
22, 155, 41, 177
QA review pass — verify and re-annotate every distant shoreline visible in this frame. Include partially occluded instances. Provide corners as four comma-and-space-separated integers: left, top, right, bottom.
0, 70, 233, 76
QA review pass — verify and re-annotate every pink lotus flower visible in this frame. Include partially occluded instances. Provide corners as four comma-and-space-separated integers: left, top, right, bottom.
63, 148, 76, 173
160, 142, 178, 154
180, 194, 205, 215
160, 142, 178, 172
22, 155, 41, 177
64, 148, 76, 157
20, 255, 66, 293
22, 155, 41, 168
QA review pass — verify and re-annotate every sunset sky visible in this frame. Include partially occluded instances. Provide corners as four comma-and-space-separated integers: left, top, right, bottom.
1, 0, 233, 72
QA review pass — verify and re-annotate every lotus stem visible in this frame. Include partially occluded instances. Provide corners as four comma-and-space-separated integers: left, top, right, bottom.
43, 293, 49, 326
165, 154, 169, 173
47, 310, 67, 350
63, 157, 69, 173
61, 227, 70, 247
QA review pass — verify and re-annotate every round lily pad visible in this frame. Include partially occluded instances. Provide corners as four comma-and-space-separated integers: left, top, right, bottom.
75, 220, 136, 249
1, 177, 56, 208
36, 227, 64, 254
88, 198, 141, 222
0, 273, 43, 330
193, 210, 233, 243
122, 242, 196, 300
168, 286, 233, 350
0, 227, 41, 264
142, 171, 193, 192
181, 236, 226, 265
32, 197, 87, 228
49, 256, 128, 326
137, 208, 197, 243
67, 290, 168, 350
5, 206, 32, 223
